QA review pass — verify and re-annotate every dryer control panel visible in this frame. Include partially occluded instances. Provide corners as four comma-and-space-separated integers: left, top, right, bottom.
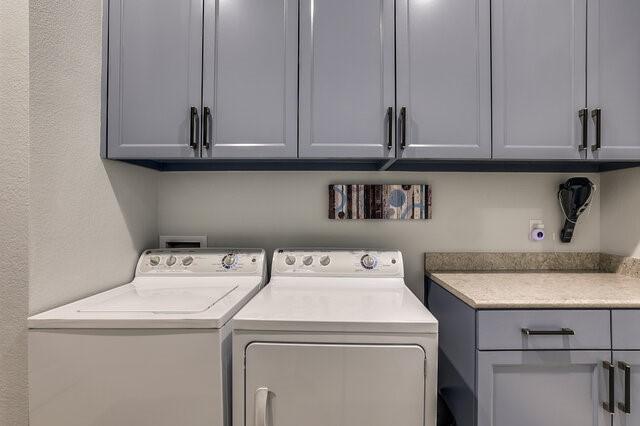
136, 248, 266, 276
271, 249, 403, 277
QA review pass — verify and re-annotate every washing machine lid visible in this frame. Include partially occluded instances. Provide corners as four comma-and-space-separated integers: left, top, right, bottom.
77, 284, 237, 314
28, 276, 264, 329
232, 277, 438, 334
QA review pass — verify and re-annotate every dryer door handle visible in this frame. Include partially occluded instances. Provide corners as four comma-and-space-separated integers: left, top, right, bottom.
255, 387, 270, 426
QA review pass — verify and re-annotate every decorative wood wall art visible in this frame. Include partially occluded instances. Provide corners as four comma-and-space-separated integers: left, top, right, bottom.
329, 184, 431, 220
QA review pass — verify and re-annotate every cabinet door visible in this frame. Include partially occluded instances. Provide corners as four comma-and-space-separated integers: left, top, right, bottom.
202, 0, 298, 158
245, 343, 425, 426
492, 0, 587, 160
613, 351, 640, 426
477, 351, 611, 426
396, 0, 491, 159
108, 0, 202, 159
587, 0, 640, 160
298, 0, 395, 159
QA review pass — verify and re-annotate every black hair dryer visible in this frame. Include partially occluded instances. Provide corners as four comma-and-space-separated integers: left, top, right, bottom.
558, 177, 595, 243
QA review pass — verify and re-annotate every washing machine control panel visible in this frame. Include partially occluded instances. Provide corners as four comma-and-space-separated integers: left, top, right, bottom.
137, 249, 265, 276
272, 249, 403, 277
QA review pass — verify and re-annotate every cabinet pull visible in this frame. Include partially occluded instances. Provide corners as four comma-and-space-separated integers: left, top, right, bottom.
578, 108, 588, 151
189, 106, 198, 149
619, 361, 631, 414
399, 106, 407, 150
202, 106, 211, 149
603, 361, 615, 414
255, 387, 269, 426
386, 106, 393, 150
521, 328, 574, 336
591, 108, 601, 152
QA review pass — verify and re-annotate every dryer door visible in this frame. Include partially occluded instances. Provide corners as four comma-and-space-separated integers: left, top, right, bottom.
245, 343, 426, 426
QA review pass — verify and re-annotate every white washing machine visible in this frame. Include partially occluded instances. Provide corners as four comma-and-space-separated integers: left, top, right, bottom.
232, 249, 438, 426
28, 248, 266, 426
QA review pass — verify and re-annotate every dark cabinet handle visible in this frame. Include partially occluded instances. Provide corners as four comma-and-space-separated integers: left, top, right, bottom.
521, 328, 575, 336
619, 361, 631, 414
578, 108, 588, 151
399, 106, 407, 150
202, 107, 211, 149
189, 107, 198, 149
603, 361, 615, 414
591, 108, 601, 152
386, 106, 393, 150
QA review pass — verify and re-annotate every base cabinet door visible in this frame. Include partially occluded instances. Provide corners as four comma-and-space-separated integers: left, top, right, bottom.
587, 0, 640, 160
245, 343, 425, 426
107, 0, 203, 159
298, 0, 395, 159
396, 0, 491, 159
477, 350, 612, 426
613, 352, 640, 426
491, 0, 587, 160
201, 0, 298, 158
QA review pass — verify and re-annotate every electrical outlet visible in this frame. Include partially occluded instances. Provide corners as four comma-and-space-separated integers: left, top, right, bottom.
529, 219, 545, 241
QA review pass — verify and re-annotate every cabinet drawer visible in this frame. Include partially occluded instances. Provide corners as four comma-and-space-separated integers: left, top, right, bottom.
612, 310, 640, 350
477, 310, 610, 350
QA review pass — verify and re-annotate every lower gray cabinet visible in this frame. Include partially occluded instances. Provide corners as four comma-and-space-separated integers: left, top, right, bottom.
612, 310, 640, 425
477, 350, 611, 426
613, 351, 640, 426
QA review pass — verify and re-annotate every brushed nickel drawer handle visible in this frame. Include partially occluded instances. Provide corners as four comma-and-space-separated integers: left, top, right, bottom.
521, 328, 575, 336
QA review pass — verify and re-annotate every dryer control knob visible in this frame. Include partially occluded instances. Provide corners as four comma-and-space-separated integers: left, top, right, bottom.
360, 254, 377, 269
284, 255, 296, 266
166, 255, 177, 266
319, 255, 331, 266
222, 254, 237, 269
182, 256, 194, 266
149, 255, 160, 266
302, 256, 314, 266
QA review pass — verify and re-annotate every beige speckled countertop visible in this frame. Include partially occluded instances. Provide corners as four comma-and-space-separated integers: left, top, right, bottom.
428, 272, 640, 309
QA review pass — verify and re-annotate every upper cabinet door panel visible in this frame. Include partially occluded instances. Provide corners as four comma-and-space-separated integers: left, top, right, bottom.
202, 0, 298, 158
588, 0, 640, 160
396, 0, 491, 159
108, 0, 202, 159
299, 0, 395, 159
492, 0, 587, 160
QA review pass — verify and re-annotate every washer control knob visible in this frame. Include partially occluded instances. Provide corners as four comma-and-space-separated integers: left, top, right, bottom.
222, 254, 237, 269
302, 256, 314, 266
360, 254, 377, 269
285, 255, 296, 266
166, 255, 177, 266
319, 255, 331, 266
182, 256, 194, 266
149, 255, 160, 266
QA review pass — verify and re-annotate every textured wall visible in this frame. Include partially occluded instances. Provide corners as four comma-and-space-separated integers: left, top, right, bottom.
0, 0, 29, 423
29, 0, 158, 313
158, 172, 601, 299
601, 167, 640, 258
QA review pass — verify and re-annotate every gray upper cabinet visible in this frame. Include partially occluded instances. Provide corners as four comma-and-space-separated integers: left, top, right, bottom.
477, 350, 611, 426
396, 0, 491, 159
492, 0, 587, 160
298, 0, 395, 159
587, 0, 640, 160
107, 0, 203, 159
201, 0, 298, 159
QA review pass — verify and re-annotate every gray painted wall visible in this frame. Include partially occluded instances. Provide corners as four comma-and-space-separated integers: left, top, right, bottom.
158, 171, 601, 299
601, 167, 640, 258
0, 0, 29, 423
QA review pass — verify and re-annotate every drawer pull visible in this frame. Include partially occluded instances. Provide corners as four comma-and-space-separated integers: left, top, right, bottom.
619, 361, 631, 414
521, 328, 575, 336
